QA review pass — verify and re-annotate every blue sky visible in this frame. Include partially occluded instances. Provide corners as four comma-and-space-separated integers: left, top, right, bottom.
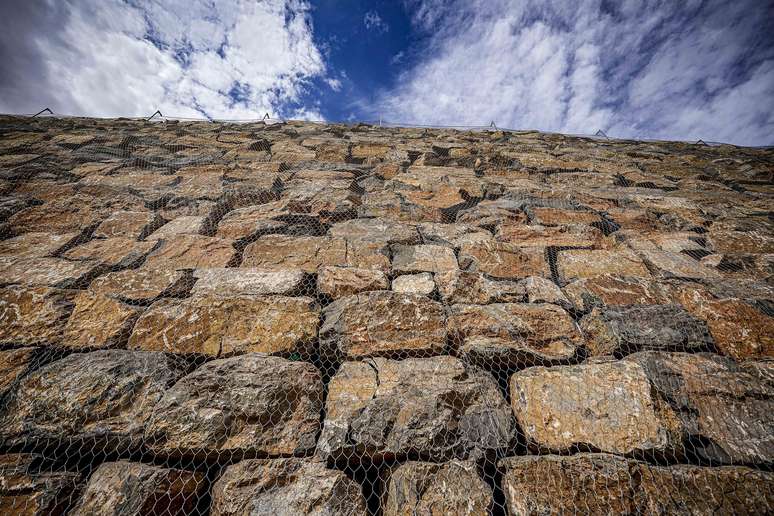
0, 0, 773, 145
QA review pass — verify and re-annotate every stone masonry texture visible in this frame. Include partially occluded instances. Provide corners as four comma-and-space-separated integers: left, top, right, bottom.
0, 115, 772, 514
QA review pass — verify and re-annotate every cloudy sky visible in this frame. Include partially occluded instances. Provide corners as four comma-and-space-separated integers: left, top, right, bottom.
1, 0, 773, 145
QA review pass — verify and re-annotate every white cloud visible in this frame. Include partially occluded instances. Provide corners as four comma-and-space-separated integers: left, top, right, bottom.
0, 0, 328, 120
364, 11, 389, 33
379, 0, 774, 145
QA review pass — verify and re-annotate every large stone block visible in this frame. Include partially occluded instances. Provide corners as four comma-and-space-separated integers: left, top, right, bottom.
510, 360, 680, 455
320, 291, 446, 359
318, 356, 513, 460
627, 351, 774, 465
146, 354, 322, 457
242, 235, 348, 273
383, 460, 493, 516
317, 266, 389, 299
0, 286, 75, 346
0, 347, 38, 399
70, 461, 204, 516
458, 241, 548, 279
61, 291, 143, 350
0, 350, 183, 449
128, 295, 318, 357
191, 267, 306, 297
211, 459, 367, 516
562, 274, 669, 312
142, 235, 237, 269
435, 270, 524, 305
62, 237, 156, 269
448, 303, 583, 366
88, 268, 190, 304
556, 249, 650, 284
391, 244, 458, 274
580, 304, 714, 357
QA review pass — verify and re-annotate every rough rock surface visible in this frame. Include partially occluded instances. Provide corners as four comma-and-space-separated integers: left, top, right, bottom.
146, 354, 322, 457
88, 268, 190, 303
500, 453, 774, 515
0, 350, 182, 448
211, 459, 367, 516
0, 286, 75, 346
449, 303, 583, 366
510, 360, 680, 455
0, 347, 38, 398
142, 235, 237, 269
458, 241, 548, 279
318, 355, 513, 460
580, 304, 714, 357
557, 249, 650, 284
0, 453, 81, 516
383, 460, 493, 516
129, 295, 318, 357
70, 461, 204, 516
626, 351, 774, 465
191, 267, 306, 296
317, 266, 389, 299
435, 270, 524, 304
391, 244, 458, 274
391, 272, 435, 295
320, 291, 446, 359
62, 290, 143, 350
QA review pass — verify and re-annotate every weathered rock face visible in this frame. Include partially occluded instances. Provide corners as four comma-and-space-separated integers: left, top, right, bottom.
435, 270, 524, 305
0, 347, 38, 399
391, 272, 435, 295
510, 361, 680, 455
580, 304, 714, 357
0, 453, 81, 516
499, 453, 774, 516
146, 354, 322, 457
210, 459, 367, 516
562, 274, 669, 312
0, 350, 182, 448
88, 268, 190, 303
626, 351, 774, 465
317, 266, 389, 299
70, 461, 204, 516
556, 249, 650, 284
142, 235, 237, 269
458, 241, 548, 279
62, 237, 157, 269
62, 291, 143, 350
318, 356, 513, 461
320, 291, 446, 359
191, 267, 306, 296
128, 295, 318, 357
145, 216, 206, 241
495, 223, 605, 248
383, 460, 493, 516
0, 256, 101, 289
92, 210, 163, 239
391, 244, 458, 274
448, 303, 583, 366
0, 232, 78, 259
668, 284, 774, 360
0, 286, 75, 346
242, 235, 348, 272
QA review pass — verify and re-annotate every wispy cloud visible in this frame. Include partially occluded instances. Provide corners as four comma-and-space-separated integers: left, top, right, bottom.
0, 0, 330, 120
364, 11, 389, 34
380, 0, 774, 145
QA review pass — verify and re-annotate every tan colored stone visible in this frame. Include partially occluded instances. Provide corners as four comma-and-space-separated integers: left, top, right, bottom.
328, 217, 419, 245
88, 268, 189, 303
562, 274, 669, 312
215, 203, 289, 240
510, 360, 679, 454
459, 241, 548, 279
383, 461, 493, 516
242, 235, 347, 273
317, 266, 389, 299
557, 248, 650, 284
435, 270, 524, 304
449, 303, 582, 366
63, 237, 156, 268
92, 211, 163, 239
0, 348, 38, 399
192, 267, 306, 297
0, 256, 101, 288
636, 248, 721, 280
495, 223, 606, 248
669, 284, 774, 360
146, 354, 322, 456
142, 235, 237, 269
392, 244, 458, 273
128, 295, 319, 357
456, 199, 528, 227
529, 207, 600, 225
0, 286, 75, 346
61, 291, 143, 350
144, 215, 206, 240
0, 232, 78, 259
391, 272, 435, 295
318, 356, 513, 460
320, 291, 446, 359
417, 222, 492, 248
70, 461, 204, 516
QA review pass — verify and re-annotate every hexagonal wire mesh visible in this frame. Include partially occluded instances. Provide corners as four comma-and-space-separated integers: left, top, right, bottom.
0, 113, 772, 515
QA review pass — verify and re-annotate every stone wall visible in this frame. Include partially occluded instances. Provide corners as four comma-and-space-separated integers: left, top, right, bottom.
0, 114, 772, 514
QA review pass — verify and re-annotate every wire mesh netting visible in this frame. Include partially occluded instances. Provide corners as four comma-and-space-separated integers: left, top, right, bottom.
0, 113, 772, 515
